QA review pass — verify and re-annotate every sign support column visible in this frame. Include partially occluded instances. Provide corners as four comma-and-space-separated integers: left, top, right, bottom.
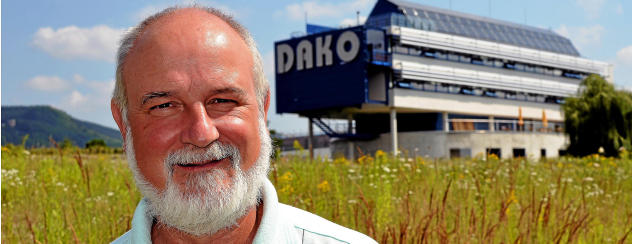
308, 117, 314, 160
347, 114, 354, 160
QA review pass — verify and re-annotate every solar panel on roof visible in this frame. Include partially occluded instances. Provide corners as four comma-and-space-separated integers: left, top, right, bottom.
537, 33, 554, 51
463, 18, 477, 38
455, 17, 470, 36
522, 30, 537, 48
388, 0, 581, 56
477, 21, 492, 40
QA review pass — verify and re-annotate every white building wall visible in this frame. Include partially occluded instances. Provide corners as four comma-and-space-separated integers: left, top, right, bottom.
332, 131, 567, 160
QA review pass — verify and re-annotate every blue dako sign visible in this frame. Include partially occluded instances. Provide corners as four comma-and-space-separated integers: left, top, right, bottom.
276, 30, 361, 74
274, 26, 368, 114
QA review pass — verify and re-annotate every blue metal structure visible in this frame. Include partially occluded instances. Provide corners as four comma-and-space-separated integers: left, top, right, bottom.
306, 23, 335, 35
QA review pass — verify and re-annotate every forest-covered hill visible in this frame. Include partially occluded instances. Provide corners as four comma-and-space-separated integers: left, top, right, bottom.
1, 105, 122, 148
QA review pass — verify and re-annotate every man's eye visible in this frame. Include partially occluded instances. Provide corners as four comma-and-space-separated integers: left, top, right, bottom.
148, 102, 180, 116
210, 98, 235, 104
150, 103, 172, 110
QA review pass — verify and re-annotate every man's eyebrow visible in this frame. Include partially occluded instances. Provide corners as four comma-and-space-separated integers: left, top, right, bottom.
141, 91, 171, 105
210, 87, 248, 100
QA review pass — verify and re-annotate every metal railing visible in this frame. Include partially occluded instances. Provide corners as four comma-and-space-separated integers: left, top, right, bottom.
391, 26, 611, 77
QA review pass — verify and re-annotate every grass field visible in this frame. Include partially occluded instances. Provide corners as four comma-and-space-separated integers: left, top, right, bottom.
2, 145, 631, 243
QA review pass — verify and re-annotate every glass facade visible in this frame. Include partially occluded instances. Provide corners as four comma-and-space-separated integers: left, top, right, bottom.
366, 9, 580, 57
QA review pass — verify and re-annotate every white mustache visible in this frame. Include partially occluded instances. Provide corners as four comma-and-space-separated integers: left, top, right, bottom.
165, 141, 241, 173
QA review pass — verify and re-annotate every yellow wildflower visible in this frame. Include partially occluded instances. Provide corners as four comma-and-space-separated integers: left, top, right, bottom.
317, 180, 331, 193
487, 153, 499, 161
357, 155, 374, 164
334, 157, 350, 165
505, 190, 517, 205
375, 150, 387, 159
279, 171, 293, 183
417, 156, 426, 165
279, 185, 294, 194
292, 140, 304, 151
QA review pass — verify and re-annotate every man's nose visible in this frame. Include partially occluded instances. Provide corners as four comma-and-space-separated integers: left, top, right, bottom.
182, 103, 219, 147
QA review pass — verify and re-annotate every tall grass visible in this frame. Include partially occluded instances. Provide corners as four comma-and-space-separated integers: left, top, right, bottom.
2, 146, 140, 243
2, 145, 631, 243
273, 150, 632, 243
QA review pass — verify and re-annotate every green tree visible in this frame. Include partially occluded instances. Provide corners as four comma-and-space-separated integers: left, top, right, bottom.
61, 138, 74, 149
269, 129, 283, 159
563, 74, 632, 157
85, 138, 107, 149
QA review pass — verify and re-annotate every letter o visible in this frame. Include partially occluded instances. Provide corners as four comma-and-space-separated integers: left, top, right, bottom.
336, 31, 360, 62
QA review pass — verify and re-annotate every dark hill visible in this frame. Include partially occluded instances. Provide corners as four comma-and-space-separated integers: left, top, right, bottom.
1, 105, 122, 148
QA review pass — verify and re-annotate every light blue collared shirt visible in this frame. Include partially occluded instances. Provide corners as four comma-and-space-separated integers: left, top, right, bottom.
112, 179, 377, 243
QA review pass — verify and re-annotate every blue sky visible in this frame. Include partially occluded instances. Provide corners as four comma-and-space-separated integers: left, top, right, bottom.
2, 0, 631, 135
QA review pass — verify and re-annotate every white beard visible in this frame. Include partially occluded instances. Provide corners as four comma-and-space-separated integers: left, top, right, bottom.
124, 117, 272, 236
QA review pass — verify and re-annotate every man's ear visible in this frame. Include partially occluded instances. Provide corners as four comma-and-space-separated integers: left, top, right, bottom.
263, 90, 271, 122
111, 99, 128, 146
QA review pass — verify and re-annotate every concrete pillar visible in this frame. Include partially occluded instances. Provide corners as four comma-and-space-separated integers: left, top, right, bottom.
488, 116, 494, 132
390, 108, 398, 155
443, 112, 449, 132
308, 118, 314, 160
347, 115, 354, 160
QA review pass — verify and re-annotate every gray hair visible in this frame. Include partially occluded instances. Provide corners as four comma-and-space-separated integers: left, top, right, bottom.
112, 5, 268, 123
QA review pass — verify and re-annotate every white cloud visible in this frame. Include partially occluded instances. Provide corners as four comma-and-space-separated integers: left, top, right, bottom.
32, 25, 126, 62
86, 80, 115, 95
555, 24, 604, 52
615, 3, 624, 15
25, 73, 114, 114
613, 45, 632, 90
73, 74, 86, 84
67, 90, 89, 108
616, 45, 632, 66
26, 76, 69, 92
575, 0, 606, 19
339, 15, 367, 27
283, 0, 373, 21
61, 78, 114, 112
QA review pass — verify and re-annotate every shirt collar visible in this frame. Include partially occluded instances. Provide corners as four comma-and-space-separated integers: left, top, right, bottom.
130, 198, 153, 243
252, 179, 281, 243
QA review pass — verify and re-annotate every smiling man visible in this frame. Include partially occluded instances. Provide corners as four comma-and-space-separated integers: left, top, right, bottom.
110, 6, 375, 244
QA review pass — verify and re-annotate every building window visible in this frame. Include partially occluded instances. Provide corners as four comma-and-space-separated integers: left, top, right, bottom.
540, 148, 546, 158
486, 148, 501, 158
513, 148, 526, 158
450, 148, 471, 158
559, 149, 567, 157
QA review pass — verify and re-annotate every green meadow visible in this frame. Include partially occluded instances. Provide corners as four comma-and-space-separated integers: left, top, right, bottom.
2, 145, 631, 243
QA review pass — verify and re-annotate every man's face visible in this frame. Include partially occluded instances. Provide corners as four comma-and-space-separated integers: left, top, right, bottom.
120, 10, 265, 195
